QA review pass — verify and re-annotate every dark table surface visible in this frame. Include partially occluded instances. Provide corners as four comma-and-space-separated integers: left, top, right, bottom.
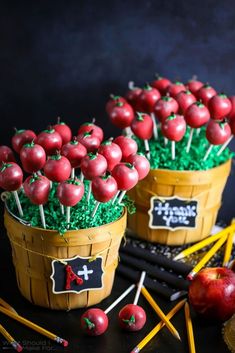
0, 205, 230, 353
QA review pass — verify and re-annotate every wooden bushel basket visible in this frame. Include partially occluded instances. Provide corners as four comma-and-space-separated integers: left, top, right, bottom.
4, 208, 127, 310
128, 160, 231, 245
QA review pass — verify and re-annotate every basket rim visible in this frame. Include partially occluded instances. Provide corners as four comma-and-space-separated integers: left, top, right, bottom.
148, 158, 231, 175
4, 204, 127, 234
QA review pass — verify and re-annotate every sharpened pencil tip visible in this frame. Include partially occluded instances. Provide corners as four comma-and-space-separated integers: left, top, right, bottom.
130, 348, 140, 353
175, 332, 181, 341
173, 254, 183, 261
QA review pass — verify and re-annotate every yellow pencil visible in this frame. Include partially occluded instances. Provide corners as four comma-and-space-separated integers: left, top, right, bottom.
0, 297, 18, 314
184, 302, 196, 353
0, 306, 68, 347
130, 299, 186, 353
187, 234, 228, 280
0, 323, 23, 352
141, 286, 181, 341
223, 220, 235, 267
174, 223, 235, 261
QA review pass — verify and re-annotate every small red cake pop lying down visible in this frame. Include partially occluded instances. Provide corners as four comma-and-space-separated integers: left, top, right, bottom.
80, 273, 145, 336
0, 162, 24, 217
24, 175, 50, 228
118, 271, 147, 332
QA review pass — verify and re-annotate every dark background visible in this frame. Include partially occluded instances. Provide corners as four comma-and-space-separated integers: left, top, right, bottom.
0, 1, 234, 352
1, 0, 235, 222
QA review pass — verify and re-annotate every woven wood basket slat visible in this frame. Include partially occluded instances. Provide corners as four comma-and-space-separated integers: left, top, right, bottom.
128, 160, 231, 245
4, 208, 127, 310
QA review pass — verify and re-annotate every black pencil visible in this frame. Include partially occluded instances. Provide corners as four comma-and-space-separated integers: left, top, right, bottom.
120, 243, 192, 276
117, 263, 187, 301
120, 252, 190, 291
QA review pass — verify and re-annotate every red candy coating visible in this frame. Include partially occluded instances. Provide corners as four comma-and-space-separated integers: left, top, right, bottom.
81, 308, 109, 336
20, 142, 46, 173
0, 162, 23, 191
44, 154, 71, 182
61, 138, 87, 168
113, 136, 138, 161
53, 119, 72, 145
0, 146, 15, 163
91, 174, 118, 203
36, 128, 62, 156
12, 129, 36, 154
80, 153, 107, 180
98, 140, 122, 172
206, 120, 231, 145
112, 163, 139, 191
57, 178, 84, 206
131, 112, 153, 140
24, 175, 50, 205
161, 113, 186, 142
118, 304, 146, 331
126, 153, 150, 180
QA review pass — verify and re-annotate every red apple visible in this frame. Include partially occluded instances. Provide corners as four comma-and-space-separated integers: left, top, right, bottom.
151, 75, 171, 95
188, 267, 235, 322
166, 81, 186, 98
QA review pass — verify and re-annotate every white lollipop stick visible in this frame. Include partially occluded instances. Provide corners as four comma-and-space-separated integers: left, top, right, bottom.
186, 128, 194, 153
87, 181, 92, 203
128, 81, 135, 90
117, 190, 126, 204
12, 190, 23, 217
217, 135, 233, 156
203, 144, 213, 161
92, 201, 100, 218
80, 172, 84, 182
104, 284, 135, 315
66, 206, 71, 225
151, 113, 158, 140
171, 141, 176, 160
112, 191, 120, 204
124, 126, 133, 137
164, 137, 168, 146
133, 271, 146, 305
144, 140, 150, 160
39, 204, 46, 229
196, 128, 201, 136
60, 204, 64, 215
71, 168, 75, 179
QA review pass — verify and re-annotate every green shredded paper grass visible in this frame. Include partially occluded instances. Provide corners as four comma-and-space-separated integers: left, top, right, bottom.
135, 126, 233, 171
6, 181, 135, 235
6, 126, 233, 235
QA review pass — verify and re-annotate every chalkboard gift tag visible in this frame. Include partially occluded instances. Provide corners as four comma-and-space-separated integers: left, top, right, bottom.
50, 255, 104, 294
148, 196, 198, 231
